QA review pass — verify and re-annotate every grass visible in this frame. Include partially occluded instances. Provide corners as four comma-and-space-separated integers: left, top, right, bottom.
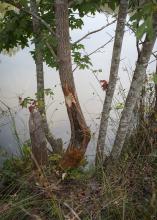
0, 120, 157, 219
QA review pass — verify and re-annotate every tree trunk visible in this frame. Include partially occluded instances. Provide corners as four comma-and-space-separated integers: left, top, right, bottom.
154, 59, 157, 112
96, 0, 128, 166
29, 110, 48, 166
151, 57, 157, 138
110, 13, 157, 161
55, 0, 91, 169
30, 0, 62, 155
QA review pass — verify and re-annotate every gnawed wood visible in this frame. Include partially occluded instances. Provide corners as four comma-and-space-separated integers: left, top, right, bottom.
55, 0, 91, 169
29, 110, 48, 167
60, 85, 90, 169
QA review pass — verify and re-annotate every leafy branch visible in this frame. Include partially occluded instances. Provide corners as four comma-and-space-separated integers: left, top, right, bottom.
2, 0, 56, 37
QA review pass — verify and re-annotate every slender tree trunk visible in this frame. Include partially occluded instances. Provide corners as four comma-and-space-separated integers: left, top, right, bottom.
154, 59, 157, 112
55, 0, 91, 169
29, 110, 48, 166
110, 13, 157, 160
96, 0, 128, 166
30, 0, 62, 155
151, 57, 157, 138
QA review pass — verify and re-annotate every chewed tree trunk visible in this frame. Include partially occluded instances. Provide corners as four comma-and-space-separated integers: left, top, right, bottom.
30, 0, 62, 154
110, 12, 157, 161
29, 110, 48, 166
55, 0, 91, 169
96, 0, 129, 167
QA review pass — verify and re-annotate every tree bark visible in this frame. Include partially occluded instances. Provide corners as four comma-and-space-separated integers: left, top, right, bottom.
96, 0, 128, 166
29, 110, 48, 166
55, 0, 91, 169
154, 59, 157, 112
110, 13, 157, 160
30, 0, 62, 155
151, 57, 157, 138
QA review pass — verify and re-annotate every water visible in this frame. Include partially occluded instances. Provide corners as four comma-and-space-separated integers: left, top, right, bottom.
0, 13, 156, 165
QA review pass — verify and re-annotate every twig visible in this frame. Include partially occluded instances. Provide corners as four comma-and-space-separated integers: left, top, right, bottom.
152, 52, 157, 59
45, 41, 57, 60
126, 22, 156, 61
149, 59, 157, 65
72, 37, 114, 72
20, 207, 42, 220
73, 20, 116, 44
88, 36, 114, 57
63, 202, 81, 220
0, 99, 23, 156
89, 83, 103, 104
72, 64, 79, 73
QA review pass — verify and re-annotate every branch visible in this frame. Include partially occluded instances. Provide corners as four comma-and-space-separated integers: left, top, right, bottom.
63, 202, 81, 220
72, 37, 114, 72
3, 0, 56, 37
45, 41, 57, 60
20, 207, 42, 220
149, 58, 157, 65
73, 20, 116, 44
126, 22, 156, 61
88, 36, 114, 56
152, 52, 157, 59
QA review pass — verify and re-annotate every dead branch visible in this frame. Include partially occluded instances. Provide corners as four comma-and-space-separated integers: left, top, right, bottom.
20, 207, 42, 220
73, 20, 116, 44
63, 202, 81, 220
87, 36, 114, 56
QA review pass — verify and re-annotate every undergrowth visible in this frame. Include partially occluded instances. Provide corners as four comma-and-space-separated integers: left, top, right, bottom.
0, 120, 157, 219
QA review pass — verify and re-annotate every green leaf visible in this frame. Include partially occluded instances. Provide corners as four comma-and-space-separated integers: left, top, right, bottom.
115, 102, 124, 110
129, 1, 156, 40
44, 88, 54, 97
152, 74, 157, 84
136, 22, 146, 40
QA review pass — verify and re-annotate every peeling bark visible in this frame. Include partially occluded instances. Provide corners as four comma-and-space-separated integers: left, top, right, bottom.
96, 0, 129, 166
30, 0, 62, 154
110, 13, 157, 161
29, 110, 48, 166
55, 0, 91, 169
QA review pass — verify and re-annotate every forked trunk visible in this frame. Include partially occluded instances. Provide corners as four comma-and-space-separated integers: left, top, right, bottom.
30, 0, 62, 156
96, 0, 128, 166
55, 0, 91, 169
110, 13, 157, 161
